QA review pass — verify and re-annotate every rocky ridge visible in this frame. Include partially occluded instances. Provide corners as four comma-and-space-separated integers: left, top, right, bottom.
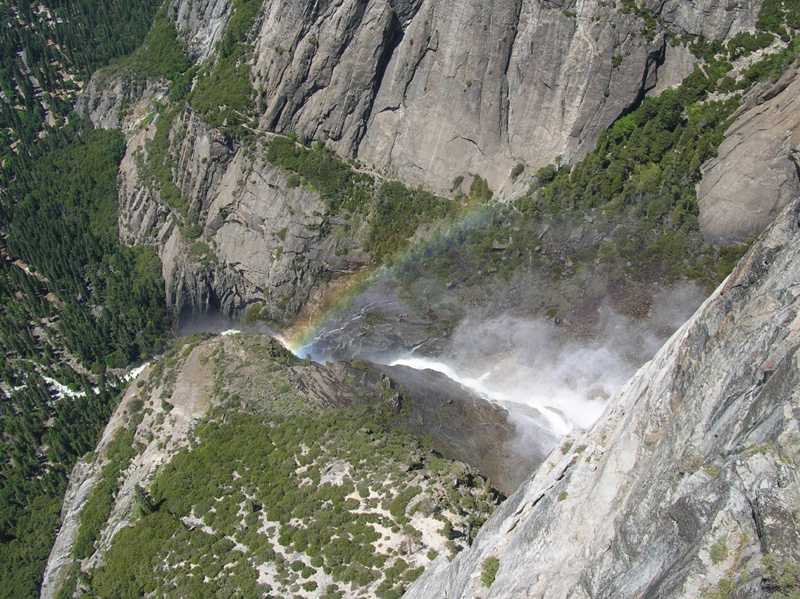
40, 333, 533, 599
39, 349, 213, 599
403, 195, 800, 599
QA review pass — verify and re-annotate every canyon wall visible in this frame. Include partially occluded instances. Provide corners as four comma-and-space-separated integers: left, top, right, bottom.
116, 108, 372, 321
699, 65, 800, 244
167, 0, 762, 195
404, 194, 800, 598
74, 0, 777, 322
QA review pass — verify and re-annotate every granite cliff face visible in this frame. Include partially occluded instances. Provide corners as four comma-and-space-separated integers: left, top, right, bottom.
699, 65, 800, 244
114, 104, 372, 322
404, 196, 800, 599
171, 0, 232, 62
73, 0, 773, 322
646, 0, 762, 39
161, 0, 761, 194
247, 0, 738, 194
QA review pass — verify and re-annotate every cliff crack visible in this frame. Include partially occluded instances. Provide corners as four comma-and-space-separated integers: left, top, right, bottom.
499, 0, 524, 144
356, 9, 406, 157
789, 148, 800, 186
450, 135, 488, 158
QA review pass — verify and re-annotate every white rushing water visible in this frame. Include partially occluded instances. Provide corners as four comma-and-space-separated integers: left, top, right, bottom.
41, 375, 89, 400
387, 354, 609, 437
280, 289, 704, 440
281, 318, 619, 439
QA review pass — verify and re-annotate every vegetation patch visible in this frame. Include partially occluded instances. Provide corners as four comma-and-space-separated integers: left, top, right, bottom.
710, 536, 729, 565
266, 135, 375, 214
73, 426, 138, 560
265, 135, 456, 262
0, 0, 163, 156
762, 554, 800, 598
123, 10, 192, 82
189, 0, 260, 137
481, 556, 500, 588
82, 401, 500, 599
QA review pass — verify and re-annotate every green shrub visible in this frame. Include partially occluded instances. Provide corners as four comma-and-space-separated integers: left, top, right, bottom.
710, 536, 728, 565
535, 163, 558, 186
243, 302, 269, 324
481, 556, 500, 588
114, 11, 191, 83
287, 173, 301, 188
160, 181, 189, 216
469, 174, 492, 202
762, 554, 800, 598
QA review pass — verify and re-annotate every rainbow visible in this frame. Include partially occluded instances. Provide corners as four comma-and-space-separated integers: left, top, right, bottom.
278, 266, 387, 358
278, 201, 499, 359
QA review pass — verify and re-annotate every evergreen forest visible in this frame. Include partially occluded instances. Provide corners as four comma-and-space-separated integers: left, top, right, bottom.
0, 2, 172, 596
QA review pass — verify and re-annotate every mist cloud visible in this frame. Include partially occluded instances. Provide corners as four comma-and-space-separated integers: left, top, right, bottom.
390, 282, 705, 450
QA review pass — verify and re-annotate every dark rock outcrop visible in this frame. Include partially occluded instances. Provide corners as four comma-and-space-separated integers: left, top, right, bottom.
292, 358, 546, 495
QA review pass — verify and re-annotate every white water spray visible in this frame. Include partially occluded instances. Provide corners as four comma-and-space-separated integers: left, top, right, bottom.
282, 285, 703, 443
387, 354, 600, 437
288, 300, 394, 360
125, 362, 150, 381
